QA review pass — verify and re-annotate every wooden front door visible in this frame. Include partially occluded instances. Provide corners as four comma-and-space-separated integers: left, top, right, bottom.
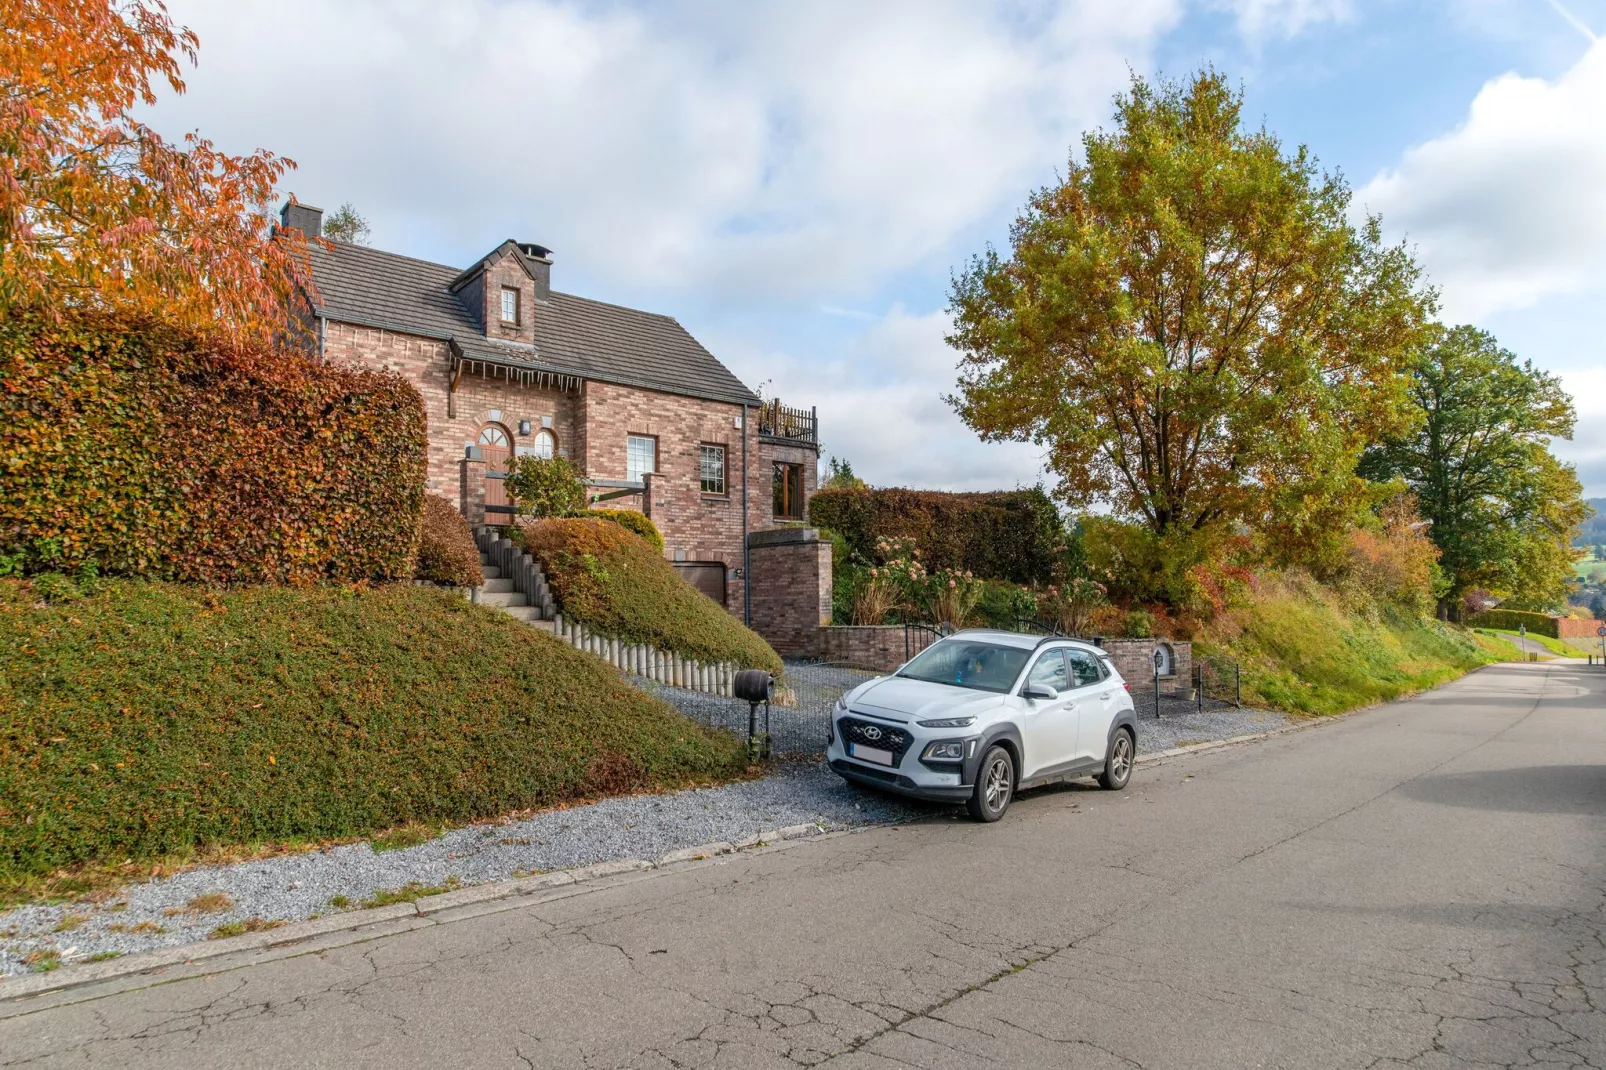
479, 424, 515, 522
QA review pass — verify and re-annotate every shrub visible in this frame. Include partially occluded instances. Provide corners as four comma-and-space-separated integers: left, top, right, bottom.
416, 494, 484, 587
0, 309, 426, 584
1338, 497, 1442, 616
0, 578, 748, 890
568, 509, 664, 552
515, 518, 783, 675
505, 456, 586, 518
1465, 609, 1558, 637
808, 486, 1059, 583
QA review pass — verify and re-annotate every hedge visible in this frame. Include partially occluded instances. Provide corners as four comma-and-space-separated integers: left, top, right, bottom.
1465, 609, 1558, 638
0, 578, 747, 889
808, 486, 1060, 583
0, 310, 427, 584
416, 494, 484, 587
515, 518, 783, 675
569, 508, 664, 552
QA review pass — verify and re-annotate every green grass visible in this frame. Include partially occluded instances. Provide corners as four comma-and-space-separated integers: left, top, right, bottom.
1198, 575, 1516, 715
360, 878, 461, 909
1477, 628, 1598, 659
1574, 554, 1605, 581
0, 577, 749, 903
516, 519, 784, 676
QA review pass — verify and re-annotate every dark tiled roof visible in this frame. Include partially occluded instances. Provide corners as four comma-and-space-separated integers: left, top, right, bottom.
305, 242, 759, 405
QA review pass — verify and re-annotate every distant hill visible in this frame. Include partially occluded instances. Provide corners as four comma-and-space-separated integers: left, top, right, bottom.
1579, 498, 1606, 548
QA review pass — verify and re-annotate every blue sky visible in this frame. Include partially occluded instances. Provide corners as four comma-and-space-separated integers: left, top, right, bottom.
148, 0, 1606, 497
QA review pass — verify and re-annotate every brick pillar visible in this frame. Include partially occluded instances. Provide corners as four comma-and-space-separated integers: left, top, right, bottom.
746, 527, 832, 658
460, 454, 487, 526
641, 471, 654, 523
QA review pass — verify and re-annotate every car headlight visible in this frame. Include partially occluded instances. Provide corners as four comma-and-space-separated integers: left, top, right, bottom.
917, 716, 976, 729
922, 740, 966, 761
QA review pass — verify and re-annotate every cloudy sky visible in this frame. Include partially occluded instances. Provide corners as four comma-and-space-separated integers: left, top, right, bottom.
146, 0, 1606, 496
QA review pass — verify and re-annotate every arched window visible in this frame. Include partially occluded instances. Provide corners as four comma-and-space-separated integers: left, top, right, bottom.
533, 428, 557, 460
477, 424, 511, 450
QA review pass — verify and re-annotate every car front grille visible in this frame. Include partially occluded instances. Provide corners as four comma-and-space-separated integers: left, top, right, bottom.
838, 716, 914, 762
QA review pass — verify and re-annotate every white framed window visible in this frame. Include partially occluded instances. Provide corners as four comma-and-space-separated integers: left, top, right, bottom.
500, 287, 519, 323
626, 435, 656, 482
700, 444, 726, 495
533, 429, 556, 460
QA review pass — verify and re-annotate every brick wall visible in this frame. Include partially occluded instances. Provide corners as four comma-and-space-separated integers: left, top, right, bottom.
323, 321, 579, 501
580, 380, 766, 614
1557, 617, 1606, 640
747, 528, 832, 656
1101, 639, 1192, 691
815, 626, 936, 671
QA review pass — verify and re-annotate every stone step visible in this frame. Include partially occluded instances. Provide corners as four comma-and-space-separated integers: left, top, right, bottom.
478, 591, 528, 608
481, 578, 516, 594
498, 604, 542, 622
481, 564, 501, 579
529, 618, 555, 633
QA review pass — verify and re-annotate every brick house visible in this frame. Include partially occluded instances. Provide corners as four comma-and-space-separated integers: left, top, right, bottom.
283, 200, 819, 619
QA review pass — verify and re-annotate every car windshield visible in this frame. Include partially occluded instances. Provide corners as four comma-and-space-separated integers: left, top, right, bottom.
896, 639, 1031, 694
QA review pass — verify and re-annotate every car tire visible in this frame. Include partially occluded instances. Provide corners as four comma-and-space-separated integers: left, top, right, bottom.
1099, 728, 1134, 791
966, 745, 1015, 822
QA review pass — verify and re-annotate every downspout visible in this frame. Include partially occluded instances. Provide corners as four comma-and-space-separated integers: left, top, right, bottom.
742, 401, 752, 627
316, 314, 327, 363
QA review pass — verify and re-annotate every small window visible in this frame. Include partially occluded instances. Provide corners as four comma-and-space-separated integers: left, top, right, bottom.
700, 445, 726, 495
1025, 650, 1069, 694
533, 429, 556, 460
477, 424, 511, 449
626, 435, 656, 482
500, 287, 519, 323
773, 461, 804, 519
1066, 649, 1103, 689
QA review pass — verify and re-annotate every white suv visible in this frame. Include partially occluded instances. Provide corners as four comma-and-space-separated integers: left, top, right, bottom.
826, 630, 1139, 821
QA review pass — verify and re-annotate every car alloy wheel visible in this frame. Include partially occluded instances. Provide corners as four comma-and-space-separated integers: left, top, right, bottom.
966, 745, 1014, 822
1099, 729, 1133, 790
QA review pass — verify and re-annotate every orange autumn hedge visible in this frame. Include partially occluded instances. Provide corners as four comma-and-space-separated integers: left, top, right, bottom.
0, 310, 427, 584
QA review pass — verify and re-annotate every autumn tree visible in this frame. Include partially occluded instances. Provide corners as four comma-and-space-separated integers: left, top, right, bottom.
1358, 325, 1587, 617
947, 70, 1432, 574
0, 0, 312, 337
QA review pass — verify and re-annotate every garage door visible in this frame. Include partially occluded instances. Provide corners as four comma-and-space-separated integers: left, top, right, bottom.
674, 562, 727, 606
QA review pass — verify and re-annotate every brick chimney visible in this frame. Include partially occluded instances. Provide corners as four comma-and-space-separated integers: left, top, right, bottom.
279, 198, 323, 238
519, 243, 552, 301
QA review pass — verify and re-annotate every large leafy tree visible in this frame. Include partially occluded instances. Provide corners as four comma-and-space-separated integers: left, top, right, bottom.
947, 70, 1431, 561
1359, 325, 1587, 616
0, 0, 312, 336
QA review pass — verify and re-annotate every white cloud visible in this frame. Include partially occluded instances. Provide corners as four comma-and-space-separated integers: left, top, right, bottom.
1208, 0, 1351, 37
1358, 39, 1606, 320
151, 0, 1180, 302
1556, 366, 1606, 498
714, 306, 1047, 492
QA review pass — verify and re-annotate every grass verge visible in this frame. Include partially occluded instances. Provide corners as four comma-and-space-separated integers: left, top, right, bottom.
1475, 628, 1597, 659
0, 577, 749, 905
1197, 574, 1522, 715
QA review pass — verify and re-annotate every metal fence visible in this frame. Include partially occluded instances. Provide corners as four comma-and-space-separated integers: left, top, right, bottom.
1125, 653, 1243, 719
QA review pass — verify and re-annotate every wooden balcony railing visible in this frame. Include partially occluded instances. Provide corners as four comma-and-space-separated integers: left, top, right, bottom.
757, 399, 817, 445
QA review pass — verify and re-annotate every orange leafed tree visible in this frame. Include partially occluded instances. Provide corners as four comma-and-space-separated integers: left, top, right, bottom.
0, 0, 313, 337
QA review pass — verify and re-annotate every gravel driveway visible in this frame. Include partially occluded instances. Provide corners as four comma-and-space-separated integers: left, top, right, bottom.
0, 697, 1289, 977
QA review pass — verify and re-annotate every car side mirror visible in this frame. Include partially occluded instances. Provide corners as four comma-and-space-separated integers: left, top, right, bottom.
1022, 683, 1058, 701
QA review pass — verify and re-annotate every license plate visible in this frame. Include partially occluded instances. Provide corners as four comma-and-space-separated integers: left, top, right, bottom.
849, 743, 894, 766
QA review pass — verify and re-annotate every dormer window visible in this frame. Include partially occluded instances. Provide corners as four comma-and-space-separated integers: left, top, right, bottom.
500, 287, 519, 324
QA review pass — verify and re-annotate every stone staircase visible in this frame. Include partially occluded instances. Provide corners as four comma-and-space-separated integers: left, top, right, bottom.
472, 527, 556, 634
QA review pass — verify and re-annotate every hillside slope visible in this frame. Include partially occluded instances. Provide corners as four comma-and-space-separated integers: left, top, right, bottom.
0, 578, 748, 897
1197, 575, 1519, 715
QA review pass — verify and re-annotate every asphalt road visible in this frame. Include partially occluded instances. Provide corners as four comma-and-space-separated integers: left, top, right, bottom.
3, 661, 1603, 1069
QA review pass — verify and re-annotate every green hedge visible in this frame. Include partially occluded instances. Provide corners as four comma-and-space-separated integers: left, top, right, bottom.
568, 508, 664, 552
0, 310, 427, 584
0, 577, 747, 889
516, 518, 782, 675
1465, 609, 1558, 637
808, 486, 1060, 583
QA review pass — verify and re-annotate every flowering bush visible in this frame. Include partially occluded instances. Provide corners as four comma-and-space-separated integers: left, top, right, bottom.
849, 537, 924, 625
922, 568, 983, 629
1040, 576, 1108, 636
